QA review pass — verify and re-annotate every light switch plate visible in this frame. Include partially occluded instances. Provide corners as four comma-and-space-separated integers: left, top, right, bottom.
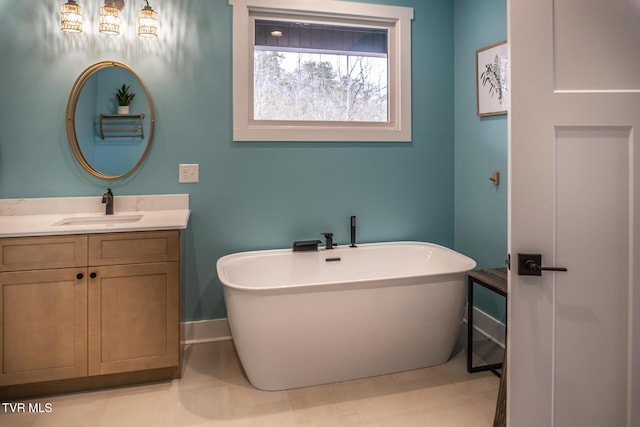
179, 164, 199, 183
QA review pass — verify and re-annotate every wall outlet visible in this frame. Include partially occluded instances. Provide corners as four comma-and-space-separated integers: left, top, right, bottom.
179, 164, 199, 183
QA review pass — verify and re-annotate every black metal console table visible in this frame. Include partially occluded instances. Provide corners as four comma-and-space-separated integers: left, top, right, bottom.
466, 267, 507, 377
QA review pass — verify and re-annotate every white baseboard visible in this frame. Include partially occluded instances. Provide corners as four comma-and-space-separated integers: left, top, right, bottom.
463, 306, 506, 349
181, 318, 232, 344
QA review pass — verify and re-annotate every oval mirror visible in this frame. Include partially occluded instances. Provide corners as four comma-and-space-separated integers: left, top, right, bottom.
66, 61, 154, 180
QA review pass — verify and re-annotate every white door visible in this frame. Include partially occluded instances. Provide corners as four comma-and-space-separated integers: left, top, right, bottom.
508, 0, 640, 426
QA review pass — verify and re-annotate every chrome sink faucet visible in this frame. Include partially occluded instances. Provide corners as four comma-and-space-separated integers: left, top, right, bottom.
101, 188, 114, 215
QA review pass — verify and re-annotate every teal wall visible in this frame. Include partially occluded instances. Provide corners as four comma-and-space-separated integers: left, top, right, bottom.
454, 0, 508, 322
0, 0, 457, 322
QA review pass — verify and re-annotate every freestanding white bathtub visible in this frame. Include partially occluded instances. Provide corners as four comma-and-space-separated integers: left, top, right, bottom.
216, 241, 476, 391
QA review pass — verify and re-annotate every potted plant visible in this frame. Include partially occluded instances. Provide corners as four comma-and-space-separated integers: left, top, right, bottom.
115, 84, 135, 114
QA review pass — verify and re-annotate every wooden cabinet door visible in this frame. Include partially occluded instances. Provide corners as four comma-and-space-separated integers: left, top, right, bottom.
88, 262, 179, 375
0, 269, 87, 386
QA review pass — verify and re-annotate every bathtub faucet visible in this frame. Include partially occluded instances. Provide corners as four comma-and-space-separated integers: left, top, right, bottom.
293, 240, 321, 252
322, 233, 335, 249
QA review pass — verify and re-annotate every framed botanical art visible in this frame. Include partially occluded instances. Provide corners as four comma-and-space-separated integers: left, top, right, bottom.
476, 41, 509, 116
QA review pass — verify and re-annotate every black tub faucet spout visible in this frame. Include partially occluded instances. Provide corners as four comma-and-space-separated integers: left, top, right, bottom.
293, 240, 321, 252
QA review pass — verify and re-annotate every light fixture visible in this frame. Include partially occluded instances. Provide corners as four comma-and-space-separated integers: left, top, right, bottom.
60, 0, 158, 38
60, 0, 83, 33
270, 30, 283, 37
99, 0, 121, 36
138, 1, 159, 38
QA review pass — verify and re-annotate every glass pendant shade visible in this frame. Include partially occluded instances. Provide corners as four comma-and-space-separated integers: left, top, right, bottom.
99, 5, 121, 35
60, 0, 83, 33
138, 3, 159, 38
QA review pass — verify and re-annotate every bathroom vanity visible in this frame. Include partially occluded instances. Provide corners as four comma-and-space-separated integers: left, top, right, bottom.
0, 195, 189, 399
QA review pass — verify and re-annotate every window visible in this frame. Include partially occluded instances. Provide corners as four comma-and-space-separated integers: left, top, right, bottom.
254, 20, 389, 122
229, 0, 414, 142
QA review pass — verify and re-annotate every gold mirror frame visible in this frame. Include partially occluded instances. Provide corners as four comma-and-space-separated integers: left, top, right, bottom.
65, 61, 155, 180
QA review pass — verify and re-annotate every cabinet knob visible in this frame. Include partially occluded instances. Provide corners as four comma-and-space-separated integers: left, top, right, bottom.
76, 273, 84, 280
90, 272, 97, 279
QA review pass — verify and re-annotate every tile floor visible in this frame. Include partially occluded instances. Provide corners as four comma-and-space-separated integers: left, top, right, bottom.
0, 340, 499, 427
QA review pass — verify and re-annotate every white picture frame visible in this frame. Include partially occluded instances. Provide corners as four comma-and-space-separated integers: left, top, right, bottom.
476, 41, 509, 116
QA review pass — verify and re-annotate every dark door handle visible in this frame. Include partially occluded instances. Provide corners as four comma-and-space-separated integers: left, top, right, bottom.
90, 272, 97, 279
518, 253, 567, 276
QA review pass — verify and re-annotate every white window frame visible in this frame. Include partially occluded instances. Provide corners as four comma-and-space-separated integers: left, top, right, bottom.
229, 0, 414, 142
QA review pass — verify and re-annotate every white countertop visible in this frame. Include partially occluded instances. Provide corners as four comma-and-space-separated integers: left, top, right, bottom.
0, 194, 190, 238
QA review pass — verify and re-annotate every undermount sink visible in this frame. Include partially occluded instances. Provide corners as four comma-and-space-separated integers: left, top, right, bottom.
54, 214, 144, 226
